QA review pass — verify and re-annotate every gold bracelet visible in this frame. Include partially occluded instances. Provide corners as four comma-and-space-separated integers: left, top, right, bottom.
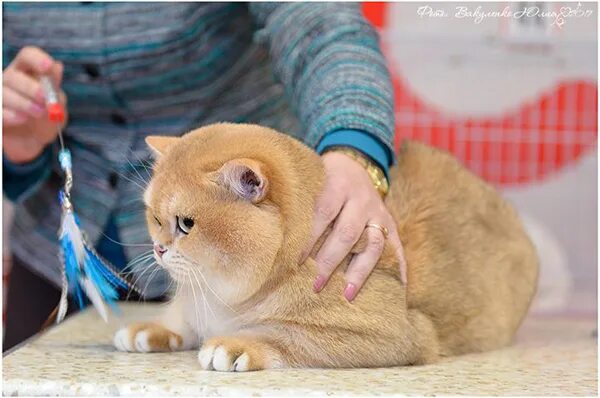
323, 147, 390, 198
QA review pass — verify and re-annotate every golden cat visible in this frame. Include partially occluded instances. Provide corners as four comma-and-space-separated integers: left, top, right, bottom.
114, 123, 538, 371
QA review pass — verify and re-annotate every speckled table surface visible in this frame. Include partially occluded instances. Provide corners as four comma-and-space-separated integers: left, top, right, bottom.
3, 303, 597, 396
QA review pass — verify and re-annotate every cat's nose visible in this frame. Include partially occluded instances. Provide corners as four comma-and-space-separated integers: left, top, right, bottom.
154, 243, 168, 258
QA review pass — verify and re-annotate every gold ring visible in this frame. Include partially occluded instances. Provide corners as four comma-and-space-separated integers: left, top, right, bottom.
365, 223, 389, 238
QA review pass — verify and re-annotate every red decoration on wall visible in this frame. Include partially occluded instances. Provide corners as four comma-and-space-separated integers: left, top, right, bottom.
362, 3, 598, 186
392, 77, 598, 185
361, 2, 387, 28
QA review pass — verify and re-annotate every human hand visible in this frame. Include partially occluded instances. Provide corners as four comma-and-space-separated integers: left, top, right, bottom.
3, 46, 66, 163
303, 151, 407, 302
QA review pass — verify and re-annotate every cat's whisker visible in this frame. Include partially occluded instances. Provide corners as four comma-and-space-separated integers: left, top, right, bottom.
165, 260, 188, 276
119, 261, 156, 288
136, 157, 155, 181
186, 271, 204, 335
124, 249, 154, 263
199, 279, 216, 322
158, 271, 180, 309
193, 265, 237, 314
120, 259, 155, 276
110, 168, 147, 192
137, 264, 164, 301
126, 148, 156, 175
125, 260, 159, 301
163, 274, 176, 297
122, 252, 154, 269
98, 232, 153, 248
124, 149, 153, 176
126, 156, 150, 188
124, 270, 152, 301
120, 253, 155, 275
197, 280, 210, 330
119, 264, 156, 280
190, 268, 216, 321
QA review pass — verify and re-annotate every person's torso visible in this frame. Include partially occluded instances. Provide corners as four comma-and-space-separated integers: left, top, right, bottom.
3, 2, 301, 295
4, 3, 264, 160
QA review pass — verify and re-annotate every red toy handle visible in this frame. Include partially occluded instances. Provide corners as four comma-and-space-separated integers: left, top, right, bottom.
47, 103, 65, 123
40, 76, 65, 123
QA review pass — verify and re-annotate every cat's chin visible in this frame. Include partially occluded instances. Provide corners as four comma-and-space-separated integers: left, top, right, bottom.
166, 271, 190, 285
155, 259, 191, 285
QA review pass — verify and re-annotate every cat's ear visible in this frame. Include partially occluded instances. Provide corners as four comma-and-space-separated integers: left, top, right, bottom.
145, 136, 180, 157
216, 158, 268, 203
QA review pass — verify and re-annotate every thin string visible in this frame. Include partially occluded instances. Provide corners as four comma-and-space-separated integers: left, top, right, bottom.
58, 127, 65, 151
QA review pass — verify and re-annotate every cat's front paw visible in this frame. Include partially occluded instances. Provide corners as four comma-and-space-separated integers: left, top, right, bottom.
198, 336, 282, 372
114, 322, 183, 353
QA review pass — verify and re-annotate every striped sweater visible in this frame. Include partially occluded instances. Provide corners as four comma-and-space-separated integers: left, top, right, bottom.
2, 2, 395, 297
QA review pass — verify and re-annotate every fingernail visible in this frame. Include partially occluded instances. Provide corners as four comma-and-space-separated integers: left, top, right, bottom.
344, 283, 357, 302
29, 102, 44, 116
40, 58, 52, 71
313, 275, 326, 293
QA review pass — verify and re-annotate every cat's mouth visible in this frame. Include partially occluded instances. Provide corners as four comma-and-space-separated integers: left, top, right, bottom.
154, 243, 168, 259
153, 248, 198, 285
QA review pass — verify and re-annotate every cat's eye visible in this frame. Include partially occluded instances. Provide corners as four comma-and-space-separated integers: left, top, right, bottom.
153, 216, 162, 226
176, 216, 194, 235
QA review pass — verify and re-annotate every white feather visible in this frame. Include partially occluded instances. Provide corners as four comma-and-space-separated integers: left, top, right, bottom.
60, 210, 108, 322
56, 275, 69, 323
80, 276, 108, 322
60, 211, 86, 266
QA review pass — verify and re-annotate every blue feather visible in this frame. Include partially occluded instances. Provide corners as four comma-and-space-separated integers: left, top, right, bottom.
85, 251, 119, 294
84, 245, 125, 314
56, 148, 134, 322
60, 236, 85, 309
59, 213, 128, 315
88, 249, 127, 290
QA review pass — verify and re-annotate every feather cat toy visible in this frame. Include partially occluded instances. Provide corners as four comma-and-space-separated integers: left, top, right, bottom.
41, 76, 140, 323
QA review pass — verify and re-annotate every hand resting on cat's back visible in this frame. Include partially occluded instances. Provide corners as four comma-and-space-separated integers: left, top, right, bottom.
113, 123, 538, 371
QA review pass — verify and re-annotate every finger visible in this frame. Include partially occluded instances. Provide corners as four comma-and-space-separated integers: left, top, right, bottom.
313, 201, 366, 292
58, 90, 67, 106
12, 46, 54, 75
343, 226, 385, 302
3, 108, 27, 126
50, 60, 64, 87
301, 186, 345, 263
3, 87, 45, 118
56, 91, 69, 128
387, 225, 408, 285
3, 69, 45, 104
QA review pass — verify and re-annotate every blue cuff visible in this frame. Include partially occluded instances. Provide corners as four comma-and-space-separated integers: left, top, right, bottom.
3, 147, 52, 202
316, 129, 392, 179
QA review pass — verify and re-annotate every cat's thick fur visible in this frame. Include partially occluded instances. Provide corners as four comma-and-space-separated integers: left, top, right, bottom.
114, 123, 538, 371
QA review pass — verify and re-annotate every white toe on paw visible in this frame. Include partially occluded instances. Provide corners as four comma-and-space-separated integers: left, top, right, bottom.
212, 346, 234, 371
134, 330, 150, 353
198, 345, 216, 370
114, 328, 133, 352
198, 344, 251, 372
233, 353, 249, 372
169, 335, 180, 351
113, 323, 185, 353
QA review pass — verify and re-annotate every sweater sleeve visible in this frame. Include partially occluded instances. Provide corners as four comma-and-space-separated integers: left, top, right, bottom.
316, 129, 392, 179
3, 146, 53, 203
249, 2, 396, 164
2, 35, 54, 202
